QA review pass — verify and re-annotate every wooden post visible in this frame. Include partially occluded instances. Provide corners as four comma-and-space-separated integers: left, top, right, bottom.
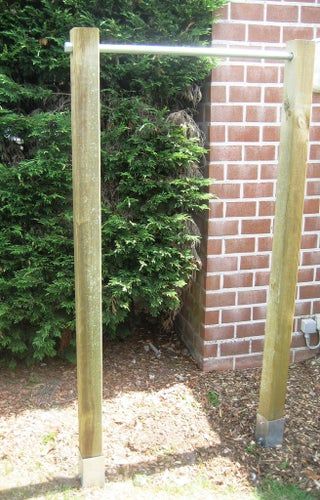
70, 27, 104, 486
256, 40, 315, 447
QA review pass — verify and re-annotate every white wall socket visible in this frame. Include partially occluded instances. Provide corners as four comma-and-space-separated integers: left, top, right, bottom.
301, 318, 317, 334
314, 314, 320, 331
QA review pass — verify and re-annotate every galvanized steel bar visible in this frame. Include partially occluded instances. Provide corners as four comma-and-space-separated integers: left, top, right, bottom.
64, 41, 293, 61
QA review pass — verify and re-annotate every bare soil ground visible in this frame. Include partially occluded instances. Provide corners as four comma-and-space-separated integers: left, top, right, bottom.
0, 329, 319, 499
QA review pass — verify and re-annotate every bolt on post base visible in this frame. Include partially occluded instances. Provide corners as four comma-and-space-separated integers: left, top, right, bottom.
79, 454, 105, 488
255, 414, 285, 447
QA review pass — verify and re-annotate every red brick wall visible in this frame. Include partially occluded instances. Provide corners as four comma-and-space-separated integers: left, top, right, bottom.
179, 0, 320, 371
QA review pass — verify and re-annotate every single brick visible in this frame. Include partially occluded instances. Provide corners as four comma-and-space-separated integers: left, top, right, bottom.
214, 23, 246, 41
212, 65, 244, 83
211, 146, 242, 162
307, 164, 320, 179
304, 199, 320, 214
267, 4, 298, 22
264, 88, 283, 104
258, 237, 272, 252
302, 251, 320, 266
246, 105, 278, 121
307, 180, 320, 195
305, 216, 320, 231
236, 322, 265, 338
309, 145, 320, 161
299, 285, 320, 299
225, 238, 255, 254
238, 289, 266, 305
209, 163, 224, 181
231, 2, 263, 21
207, 239, 222, 255
200, 324, 234, 341
226, 201, 256, 217
311, 107, 320, 123
283, 27, 313, 43
312, 301, 320, 315
227, 164, 258, 180
248, 25, 280, 43
301, 234, 318, 249
209, 201, 224, 218
242, 219, 271, 234
309, 127, 319, 141
245, 145, 275, 162
206, 291, 236, 308
298, 268, 315, 283
207, 256, 238, 273
235, 354, 263, 369
208, 219, 239, 236
222, 308, 251, 323
213, 183, 241, 199
260, 164, 277, 180
210, 85, 227, 103
291, 333, 308, 349
252, 305, 267, 320
251, 338, 265, 353
220, 339, 250, 356
244, 182, 274, 198
247, 66, 278, 84
204, 309, 219, 324
241, 255, 269, 270
259, 201, 275, 216
211, 105, 243, 122
255, 271, 270, 287
228, 126, 259, 142
263, 126, 280, 142
295, 301, 311, 316
204, 274, 221, 291
223, 272, 253, 289
229, 86, 261, 103
301, 6, 320, 23
209, 125, 226, 142
202, 343, 218, 358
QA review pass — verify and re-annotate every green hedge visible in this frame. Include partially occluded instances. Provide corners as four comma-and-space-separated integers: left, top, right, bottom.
0, 0, 225, 363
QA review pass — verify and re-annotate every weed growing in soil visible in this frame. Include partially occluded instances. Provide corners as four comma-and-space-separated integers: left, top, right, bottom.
207, 390, 220, 407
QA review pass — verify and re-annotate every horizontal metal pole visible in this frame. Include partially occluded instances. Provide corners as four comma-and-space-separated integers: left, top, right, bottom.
64, 41, 293, 61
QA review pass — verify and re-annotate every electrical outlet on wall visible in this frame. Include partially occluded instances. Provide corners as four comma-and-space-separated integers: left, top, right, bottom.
314, 314, 320, 331
301, 318, 317, 335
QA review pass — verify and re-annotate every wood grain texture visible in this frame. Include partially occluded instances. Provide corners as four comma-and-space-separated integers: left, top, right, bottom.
70, 27, 102, 458
258, 40, 315, 422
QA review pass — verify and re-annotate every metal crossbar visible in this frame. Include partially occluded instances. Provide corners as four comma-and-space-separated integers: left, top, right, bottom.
64, 41, 293, 61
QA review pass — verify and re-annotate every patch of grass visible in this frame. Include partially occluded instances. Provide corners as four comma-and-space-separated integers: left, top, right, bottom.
207, 390, 220, 407
42, 431, 57, 446
279, 460, 290, 470
245, 441, 257, 455
257, 479, 316, 500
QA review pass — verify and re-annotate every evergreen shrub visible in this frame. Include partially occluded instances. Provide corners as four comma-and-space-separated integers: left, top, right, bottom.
0, 0, 225, 363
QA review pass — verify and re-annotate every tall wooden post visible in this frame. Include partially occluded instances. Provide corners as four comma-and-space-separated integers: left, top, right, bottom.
256, 40, 315, 447
70, 27, 104, 486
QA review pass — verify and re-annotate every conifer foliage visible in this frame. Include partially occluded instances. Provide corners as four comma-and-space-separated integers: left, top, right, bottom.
0, 0, 225, 363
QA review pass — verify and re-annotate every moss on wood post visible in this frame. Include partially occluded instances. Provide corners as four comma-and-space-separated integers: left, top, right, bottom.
256, 40, 315, 447
70, 27, 104, 486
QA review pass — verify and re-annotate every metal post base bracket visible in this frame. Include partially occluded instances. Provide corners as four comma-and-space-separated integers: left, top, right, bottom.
79, 455, 105, 488
255, 414, 285, 448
